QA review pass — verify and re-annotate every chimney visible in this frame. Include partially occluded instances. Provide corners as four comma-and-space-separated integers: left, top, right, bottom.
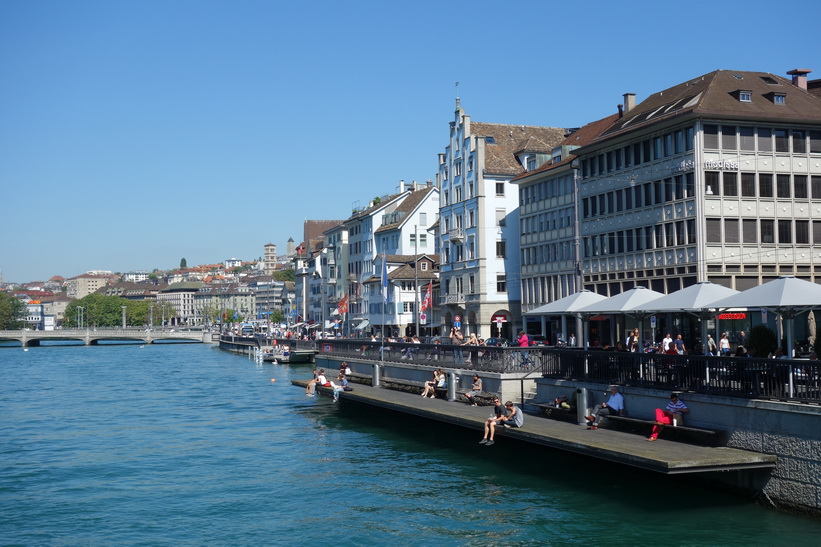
787, 68, 812, 90
623, 93, 636, 114
617, 104, 624, 118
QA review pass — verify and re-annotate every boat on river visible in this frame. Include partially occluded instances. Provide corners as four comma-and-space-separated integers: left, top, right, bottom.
262, 345, 314, 364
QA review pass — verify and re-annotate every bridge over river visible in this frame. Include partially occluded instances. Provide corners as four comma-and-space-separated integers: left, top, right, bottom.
0, 328, 212, 346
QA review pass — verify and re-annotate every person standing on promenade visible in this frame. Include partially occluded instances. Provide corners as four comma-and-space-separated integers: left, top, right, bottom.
450, 326, 464, 365
662, 333, 673, 353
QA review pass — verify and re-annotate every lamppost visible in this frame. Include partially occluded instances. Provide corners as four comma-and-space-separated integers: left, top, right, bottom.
121, 306, 127, 329
77, 306, 84, 330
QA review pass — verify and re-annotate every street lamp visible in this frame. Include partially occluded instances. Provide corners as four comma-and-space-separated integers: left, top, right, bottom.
121, 306, 127, 329
77, 306, 84, 329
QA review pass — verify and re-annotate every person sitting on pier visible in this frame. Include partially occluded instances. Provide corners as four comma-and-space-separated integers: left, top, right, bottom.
421, 369, 442, 398
647, 393, 689, 441
480, 401, 523, 446
585, 385, 624, 429
464, 374, 482, 406
331, 373, 349, 403
479, 396, 504, 445
305, 368, 329, 396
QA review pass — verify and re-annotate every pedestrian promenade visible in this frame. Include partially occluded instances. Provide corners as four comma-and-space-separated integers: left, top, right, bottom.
292, 379, 776, 474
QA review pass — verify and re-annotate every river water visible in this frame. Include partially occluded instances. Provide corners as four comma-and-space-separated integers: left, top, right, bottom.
2, 342, 820, 545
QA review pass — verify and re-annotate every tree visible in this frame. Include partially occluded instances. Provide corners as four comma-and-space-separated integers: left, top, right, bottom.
274, 269, 295, 282
0, 292, 25, 329
270, 310, 285, 324
180, 258, 187, 269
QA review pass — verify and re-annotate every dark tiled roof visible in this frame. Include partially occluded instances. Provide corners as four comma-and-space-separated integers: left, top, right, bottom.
512, 113, 620, 181
375, 187, 436, 233
599, 70, 821, 142
470, 122, 567, 176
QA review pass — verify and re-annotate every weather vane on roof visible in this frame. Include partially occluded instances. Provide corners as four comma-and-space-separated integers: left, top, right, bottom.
455, 81, 459, 99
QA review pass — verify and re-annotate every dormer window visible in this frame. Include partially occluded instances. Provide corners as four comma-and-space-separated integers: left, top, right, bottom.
774, 93, 786, 105
739, 90, 752, 102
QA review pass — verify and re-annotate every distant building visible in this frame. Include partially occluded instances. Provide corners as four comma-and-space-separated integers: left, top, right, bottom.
157, 282, 204, 326
263, 243, 277, 275
224, 258, 242, 270
123, 271, 149, 283
65, 273, 117, 299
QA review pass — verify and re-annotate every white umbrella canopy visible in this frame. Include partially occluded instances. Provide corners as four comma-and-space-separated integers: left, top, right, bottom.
709, 276, 821, 370
524, 290, 608, 315
575, 286, 666, 315
708, 276, 821, 311
640, 282, 739, 313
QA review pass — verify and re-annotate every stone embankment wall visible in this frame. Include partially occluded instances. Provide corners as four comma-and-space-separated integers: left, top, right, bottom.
538, 379, 821, 516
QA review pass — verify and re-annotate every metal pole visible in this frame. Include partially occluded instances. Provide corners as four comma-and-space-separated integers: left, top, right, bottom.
414, 225, 419, 337
121, 306, 127, 329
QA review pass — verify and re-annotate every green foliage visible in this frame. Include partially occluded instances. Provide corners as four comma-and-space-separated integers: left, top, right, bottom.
148, 272, 158, 280
180, 258, 187, 269
747, 324, 777, 358
270, 310, 285, 324
274, 269, 295, 282
0, 292, 25, 329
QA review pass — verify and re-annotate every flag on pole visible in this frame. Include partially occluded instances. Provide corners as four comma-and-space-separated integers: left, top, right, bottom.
421, 281, 432, 312
381, 256, 390, 303
337, 293, 349, 315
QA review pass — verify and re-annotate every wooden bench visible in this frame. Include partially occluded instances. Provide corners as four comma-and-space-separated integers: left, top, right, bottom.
533, 402, 577, 422
455, 390, 497, 406
604, 415, 727, 446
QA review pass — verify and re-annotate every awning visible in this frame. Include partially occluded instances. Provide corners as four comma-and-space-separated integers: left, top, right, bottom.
355, 319, 370, 330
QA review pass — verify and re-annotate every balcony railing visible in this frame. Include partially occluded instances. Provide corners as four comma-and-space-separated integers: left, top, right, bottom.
447, 228, 464, 242
442, 293, 465, 304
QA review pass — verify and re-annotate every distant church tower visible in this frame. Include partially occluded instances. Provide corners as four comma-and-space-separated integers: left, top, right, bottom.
263, 243, 277, 275
286, 237, 296, 257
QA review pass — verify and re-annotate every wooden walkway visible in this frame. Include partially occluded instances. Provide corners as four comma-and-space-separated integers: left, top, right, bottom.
293, 380, 776, 475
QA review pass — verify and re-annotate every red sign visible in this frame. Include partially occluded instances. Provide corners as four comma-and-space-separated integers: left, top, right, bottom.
718, 313, 747, 320
491, 314, 508, 322
454, 315, 461, 322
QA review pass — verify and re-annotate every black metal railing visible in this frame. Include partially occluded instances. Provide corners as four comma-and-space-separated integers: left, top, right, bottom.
540, 348, 821, 404
305, 338, 821, 404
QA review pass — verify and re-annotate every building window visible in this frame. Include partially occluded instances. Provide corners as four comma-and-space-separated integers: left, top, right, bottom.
468, 210, 475, 227
778, 220, 792, 244
794, 175, 808, 199
723, 172, 738, 196
796, 220, 809, 244
759, 173, 773, 197
741, 172, 756, 197
496, 240, 506, 258
724, 219, 739, 243
777, 174, 791, 198
420, 261, 428, 271
774, 129, 789, 153
496, 182, 505, 196
739, 90, 752, 102
703, 125, 719, 149
419, 234, 427, 248
774, 94, 786, 105
403, 302, 415, 313
469, 274, 475, 294
496, 274, 506, 293
743, 219, 757, 243
761, 220, 775, 244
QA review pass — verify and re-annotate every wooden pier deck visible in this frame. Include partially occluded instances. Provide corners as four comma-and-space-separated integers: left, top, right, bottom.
293, 380, 776, 475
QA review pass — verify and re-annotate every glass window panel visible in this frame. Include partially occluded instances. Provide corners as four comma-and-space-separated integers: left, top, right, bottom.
743, 219, 757, 243
792, 130, 806, 154
778, 220, 792, 244
777, 174, 791, 198
794, 175, 808, 199
723, 172, 738, 196
721, 126, 737, 149
761, 220, 775, 243
741, 172, 756, 197
796, 220, 809, 244
758, 128, 772, 152
704, 125, 719, 148
725, 219, 739, 243
706, 219, 722, 243
774, 129, 789, 153
739, 126, 755, 151
759, 173, 773, 197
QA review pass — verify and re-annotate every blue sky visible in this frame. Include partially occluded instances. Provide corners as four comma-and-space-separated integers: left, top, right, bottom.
2, 0, 819, 283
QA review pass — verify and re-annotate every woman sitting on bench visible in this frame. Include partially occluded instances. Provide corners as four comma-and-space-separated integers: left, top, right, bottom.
421, 369, 444, 398
647, 392, 689, 441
